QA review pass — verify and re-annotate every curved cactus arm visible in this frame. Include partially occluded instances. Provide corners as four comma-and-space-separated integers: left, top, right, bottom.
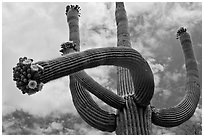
13, 47, 154, 106
64, 6, 118, 130
151, 27, 200, 127
69, 75, 116, 132
64, 5, 126, 109
74, 71, 126, 109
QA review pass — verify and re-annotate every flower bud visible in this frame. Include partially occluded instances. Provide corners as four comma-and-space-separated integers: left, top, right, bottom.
23, 59, 32, 65
23, 79, 27, 83
27, 74, 31, 78
21, 75, 25, 80
20, 69, 23, 73
27, 68, 31, 73
23, 71, 27, 76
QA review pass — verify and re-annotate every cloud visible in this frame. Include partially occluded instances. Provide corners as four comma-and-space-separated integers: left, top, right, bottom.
146, 57, 165, 88
3, 77, 77, 117
164, 71, 183, 82
79, 3, 116, 50
126, 2, 155, 16
2, 2, 76, 116
161, 89, 172, 100
190, 105, 202, 123
152, 127, 176, 135
85, 66, 116, 87
127, 2, 201, 60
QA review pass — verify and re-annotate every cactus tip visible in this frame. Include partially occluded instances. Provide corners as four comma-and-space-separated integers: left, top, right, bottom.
65, 5, 81, 16
176, 27, 187, 39
59, 41, 77, 55
13, 57, 44, 95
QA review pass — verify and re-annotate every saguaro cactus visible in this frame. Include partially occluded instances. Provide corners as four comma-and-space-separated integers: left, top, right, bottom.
12, 2, 200, 135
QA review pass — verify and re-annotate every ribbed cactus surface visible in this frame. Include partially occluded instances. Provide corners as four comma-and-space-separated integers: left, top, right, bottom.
12, 3, 200, 135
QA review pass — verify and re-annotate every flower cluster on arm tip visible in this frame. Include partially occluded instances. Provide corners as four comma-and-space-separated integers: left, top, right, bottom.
176, 27, 187, 39
65, 5, 81, 16
59, 41, 78, 55
13, 57, 44, 95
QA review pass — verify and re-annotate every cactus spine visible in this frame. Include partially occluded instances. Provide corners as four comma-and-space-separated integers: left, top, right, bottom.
12, 3, 200, 135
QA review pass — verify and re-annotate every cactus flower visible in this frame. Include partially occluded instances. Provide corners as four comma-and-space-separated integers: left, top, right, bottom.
30, 64, 39, 71
22, 59, 32, 65
28, 80, 37, 89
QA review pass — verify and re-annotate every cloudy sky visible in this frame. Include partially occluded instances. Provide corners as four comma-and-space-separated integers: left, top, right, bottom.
2, 2, 202, 121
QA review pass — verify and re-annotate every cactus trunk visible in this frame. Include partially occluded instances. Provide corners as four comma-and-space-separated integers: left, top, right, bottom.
115, 2, 152, 134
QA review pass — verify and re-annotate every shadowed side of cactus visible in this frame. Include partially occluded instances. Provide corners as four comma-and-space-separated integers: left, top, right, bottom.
151, 27, 200, 127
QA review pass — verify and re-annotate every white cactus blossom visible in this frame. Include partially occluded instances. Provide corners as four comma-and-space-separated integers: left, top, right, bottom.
22, 59, 32, 65
30, 64, 39, 71
28, 80, 37, 89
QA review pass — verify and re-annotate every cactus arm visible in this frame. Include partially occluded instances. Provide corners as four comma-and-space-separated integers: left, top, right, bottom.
73, 71, 126, 109
40, 47, 153, 93
13, 47, 154, 105
63, 6, 117, 132
64, 6, 117, 131
69, 75, 116, 132
64, 5, 126, 109
151, 28, 200, 127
